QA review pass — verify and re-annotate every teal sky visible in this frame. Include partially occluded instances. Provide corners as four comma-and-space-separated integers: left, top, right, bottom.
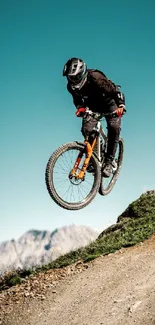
1, 0, 155, 243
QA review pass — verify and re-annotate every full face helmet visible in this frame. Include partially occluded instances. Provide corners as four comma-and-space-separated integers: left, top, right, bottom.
63, 57, 87, 89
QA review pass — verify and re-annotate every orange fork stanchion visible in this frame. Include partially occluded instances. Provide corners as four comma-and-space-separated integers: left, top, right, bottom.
71, 137, 97, 180
71, 150, 84, 176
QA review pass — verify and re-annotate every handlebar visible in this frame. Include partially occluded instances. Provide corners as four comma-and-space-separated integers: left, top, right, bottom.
84, 107, 126, 120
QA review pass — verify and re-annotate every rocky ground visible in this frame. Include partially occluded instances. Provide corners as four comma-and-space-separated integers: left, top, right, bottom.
1, 234, 155, 325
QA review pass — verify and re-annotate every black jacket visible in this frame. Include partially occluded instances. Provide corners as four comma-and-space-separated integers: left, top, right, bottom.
67, 69, 125, 115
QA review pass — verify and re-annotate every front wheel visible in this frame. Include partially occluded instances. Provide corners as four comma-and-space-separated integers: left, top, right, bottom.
99, 138, 124, 196
45, 141, 101, 210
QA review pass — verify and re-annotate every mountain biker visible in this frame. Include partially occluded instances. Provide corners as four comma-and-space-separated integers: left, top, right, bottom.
63, 57, 126, 177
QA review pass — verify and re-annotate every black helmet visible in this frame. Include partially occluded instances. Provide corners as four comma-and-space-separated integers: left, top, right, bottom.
63, 57, 87, 88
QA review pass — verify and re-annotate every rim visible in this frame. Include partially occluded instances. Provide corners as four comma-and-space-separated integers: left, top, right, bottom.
52, 148, 97, 205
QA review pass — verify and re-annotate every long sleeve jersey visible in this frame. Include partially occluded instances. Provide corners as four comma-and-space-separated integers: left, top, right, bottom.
67, 69, 125, 115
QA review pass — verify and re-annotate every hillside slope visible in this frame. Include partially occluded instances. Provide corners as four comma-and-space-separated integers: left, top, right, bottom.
1, 190, 155, 325
1, 234, 155, 325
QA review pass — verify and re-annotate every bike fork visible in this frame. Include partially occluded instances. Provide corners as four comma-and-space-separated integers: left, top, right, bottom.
70, 137, 97, 180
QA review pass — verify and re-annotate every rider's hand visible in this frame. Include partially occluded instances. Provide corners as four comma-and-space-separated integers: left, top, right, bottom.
115, 104, 126, 117
75, 107, 86, 117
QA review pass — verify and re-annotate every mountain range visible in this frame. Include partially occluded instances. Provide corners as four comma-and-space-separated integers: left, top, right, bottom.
0, 224, 99, 273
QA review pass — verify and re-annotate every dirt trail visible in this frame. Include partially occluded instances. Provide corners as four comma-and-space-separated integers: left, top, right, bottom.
1, 235, 155, 325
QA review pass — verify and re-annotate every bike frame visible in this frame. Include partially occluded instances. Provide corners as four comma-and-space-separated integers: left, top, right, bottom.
71, 120, 107, 180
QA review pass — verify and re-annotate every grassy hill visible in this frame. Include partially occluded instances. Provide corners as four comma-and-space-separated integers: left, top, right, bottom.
1, 190, 155, 291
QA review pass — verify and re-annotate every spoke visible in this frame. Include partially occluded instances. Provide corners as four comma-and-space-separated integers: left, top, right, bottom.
62, 151, 70, 165
56, 160, 69, 173
78, 186, 88, 197
54, 179, 69, 189
77, 184, 82, 202
77, 184, 85, 201
67, 184, 76, 203
81, 182, 92, 192
84, 177, 94, 186
54, 175, 69, 180
70, 184, 76, 203
71, 187, 76, 202
54, 176, 67, 180
61, 153, 71, 171
78, 183, 89, 196
62, 183, 72, 200
54, 170, 70, 175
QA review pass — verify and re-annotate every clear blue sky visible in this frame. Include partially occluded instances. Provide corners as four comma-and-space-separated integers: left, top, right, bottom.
1, 0, 155, 243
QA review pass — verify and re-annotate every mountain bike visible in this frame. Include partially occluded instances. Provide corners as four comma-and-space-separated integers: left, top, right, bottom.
45, 109, 124, 210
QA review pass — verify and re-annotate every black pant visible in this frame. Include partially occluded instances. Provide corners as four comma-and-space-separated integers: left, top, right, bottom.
81, 114, 121, 160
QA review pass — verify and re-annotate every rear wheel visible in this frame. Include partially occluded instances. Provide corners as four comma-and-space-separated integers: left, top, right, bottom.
99, 138, 124, 196
45, 141, 101, 210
